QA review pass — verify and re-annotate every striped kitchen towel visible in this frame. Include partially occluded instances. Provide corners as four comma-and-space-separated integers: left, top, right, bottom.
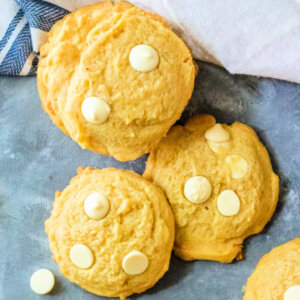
0, 0, 71, 76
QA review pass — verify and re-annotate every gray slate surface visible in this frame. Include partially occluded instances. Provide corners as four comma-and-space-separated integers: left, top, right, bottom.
0, 61, 299, 300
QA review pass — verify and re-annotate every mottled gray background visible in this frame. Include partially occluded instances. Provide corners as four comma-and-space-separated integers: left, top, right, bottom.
0, 61, 299, 300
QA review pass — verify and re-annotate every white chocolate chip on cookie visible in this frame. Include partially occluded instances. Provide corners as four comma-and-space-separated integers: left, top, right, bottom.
70, 244, 94, 269
184, 176, 212, 204
84, 192, 110, 220
284, 285, 300, 300
226, 155, 249, 179
122, 251, 149, 275
81, 97, 110, 124
217, 190, 240, 216
205, 124, 230, 143
129, 45, 159, 72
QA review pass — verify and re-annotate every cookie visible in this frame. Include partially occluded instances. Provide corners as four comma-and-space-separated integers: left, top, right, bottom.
244, 238, 300, 300
143, 114, 279, 263
45, 167, 174, 299
37, 1, 196, 161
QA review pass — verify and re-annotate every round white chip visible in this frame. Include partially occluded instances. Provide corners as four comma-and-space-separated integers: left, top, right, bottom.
226, 155, 249, 179
81, 97, 110, 124
129, 45, 159, 72
30, 269, 55, 295
184, 176, 212, 204
84, 192, 110, 220
204, 123, 230, 143
217, 190, 240, 216
284, 285, 300, 300
70, 244, 94, 269
122, 251, 149, 275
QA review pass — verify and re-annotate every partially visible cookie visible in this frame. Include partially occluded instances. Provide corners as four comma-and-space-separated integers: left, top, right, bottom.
244, 238, 300, 300
45, 167, 174, 299
143, 114, 279, 263
37, 0, 196, 161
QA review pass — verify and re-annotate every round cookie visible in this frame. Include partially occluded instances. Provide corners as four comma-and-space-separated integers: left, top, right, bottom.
244, 238, 300, 299
37, 0, 196, 161
143, 114, 279, 263
45, 167, 174, 299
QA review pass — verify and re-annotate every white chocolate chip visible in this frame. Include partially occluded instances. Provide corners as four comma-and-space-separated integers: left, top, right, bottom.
129, 45, 159, 72
207, 140, 231, 153
122, 251, 149, 275
205, 124, 230, 143
284, 286, 300, 300
184, 176, 212, 204
226, 155, 249, 179
30, 269, 55, 295
70, 244, 94, 269
217, 190, 240, 216
84, 192, 109, 220
81, 97, 110, 124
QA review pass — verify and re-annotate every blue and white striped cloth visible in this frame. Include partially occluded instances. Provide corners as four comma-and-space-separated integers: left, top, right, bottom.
0, 0, 71, 75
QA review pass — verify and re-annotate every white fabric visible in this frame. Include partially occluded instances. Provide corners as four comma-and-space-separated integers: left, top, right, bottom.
46, 0, 99, 11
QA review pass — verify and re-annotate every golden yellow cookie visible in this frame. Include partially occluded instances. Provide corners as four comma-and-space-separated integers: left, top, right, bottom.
45, 167, 174, 299
143, 114, 279, 263
244, 238, 300, 300
37, 0, 196, 161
